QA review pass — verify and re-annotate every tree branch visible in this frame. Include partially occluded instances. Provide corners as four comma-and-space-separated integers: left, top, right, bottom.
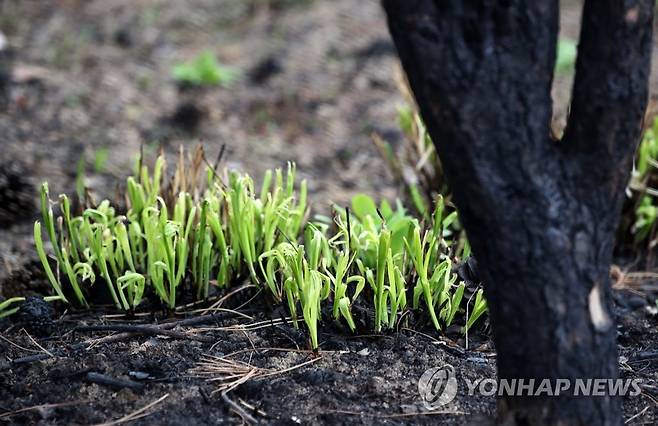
563, 0, 654, 206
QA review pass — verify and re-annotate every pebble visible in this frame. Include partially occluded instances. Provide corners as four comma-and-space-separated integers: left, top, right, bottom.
368, 376, 387, 394
128, 371, 151, 380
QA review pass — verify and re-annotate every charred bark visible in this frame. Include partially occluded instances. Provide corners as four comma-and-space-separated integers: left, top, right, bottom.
382, 1, 653, 425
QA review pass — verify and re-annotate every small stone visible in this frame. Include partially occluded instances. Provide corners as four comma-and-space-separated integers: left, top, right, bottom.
368, 376, 387, 394
128, 371, 151, 380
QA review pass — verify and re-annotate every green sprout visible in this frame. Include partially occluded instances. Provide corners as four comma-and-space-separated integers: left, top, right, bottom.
406, 225, 440, 330
633, 196, 657, 243
325, 217, 364, 331
172, 51, 238, 87
94, 147, 109, 173
466, 289, 488, 331
0, 297, 26, 319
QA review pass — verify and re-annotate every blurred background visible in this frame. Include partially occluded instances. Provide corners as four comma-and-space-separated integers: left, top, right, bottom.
0, 0, 657, 282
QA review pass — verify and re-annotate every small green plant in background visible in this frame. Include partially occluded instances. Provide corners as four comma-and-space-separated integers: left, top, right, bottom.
94, 147, 110, 173
32, 146, 487, 349
172, 51, 238, 87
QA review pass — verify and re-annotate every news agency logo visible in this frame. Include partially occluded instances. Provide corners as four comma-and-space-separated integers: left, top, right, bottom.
418, 365, 458, 409
418, 364, 643, 410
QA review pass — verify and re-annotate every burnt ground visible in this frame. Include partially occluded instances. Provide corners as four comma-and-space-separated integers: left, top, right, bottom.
1, 0, 658, 424
0, 290, 496, 426
0, 290, 657, 425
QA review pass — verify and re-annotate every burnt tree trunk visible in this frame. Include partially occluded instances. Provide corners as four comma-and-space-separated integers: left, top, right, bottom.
383, 1, 653, 425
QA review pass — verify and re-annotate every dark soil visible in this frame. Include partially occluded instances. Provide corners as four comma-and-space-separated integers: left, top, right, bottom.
2, 0, 658, 424
0, 290, 657, 425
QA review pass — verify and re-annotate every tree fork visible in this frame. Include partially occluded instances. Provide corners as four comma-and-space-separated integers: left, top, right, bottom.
382, 1, 654, 424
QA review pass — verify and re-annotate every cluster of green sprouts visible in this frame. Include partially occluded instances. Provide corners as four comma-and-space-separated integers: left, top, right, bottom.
629, 117, 658, 248
32, 148, 486, 348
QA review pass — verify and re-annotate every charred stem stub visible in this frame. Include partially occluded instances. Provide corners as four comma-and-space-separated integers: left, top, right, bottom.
17, 296, 55, 337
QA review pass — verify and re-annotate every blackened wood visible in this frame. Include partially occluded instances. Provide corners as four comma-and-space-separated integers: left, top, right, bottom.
74, 324, 214, 342
382, 1, 654, 424
85, 372, 144, 392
